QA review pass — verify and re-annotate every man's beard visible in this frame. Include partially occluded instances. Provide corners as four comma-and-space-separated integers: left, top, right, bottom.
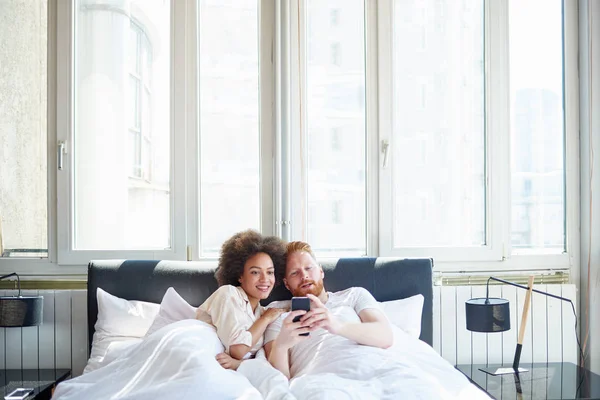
291, 279, 324, 297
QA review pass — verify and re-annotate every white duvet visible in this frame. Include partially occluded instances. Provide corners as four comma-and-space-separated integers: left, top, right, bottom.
53, 320, 262, 400
53, 320, 489, 400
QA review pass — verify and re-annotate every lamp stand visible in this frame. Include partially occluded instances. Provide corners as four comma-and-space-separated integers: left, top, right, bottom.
479, 276, 534, 376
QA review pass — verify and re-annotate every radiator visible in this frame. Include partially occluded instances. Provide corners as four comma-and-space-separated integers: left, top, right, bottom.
432, 284, 578, 366
0, 286, 578, 378
0, 290, 88, 376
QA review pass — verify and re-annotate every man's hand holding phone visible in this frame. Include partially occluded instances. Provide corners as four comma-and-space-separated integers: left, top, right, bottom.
273, 310, 311, 351
291, 297, 311, 336
301, 294, 341, 334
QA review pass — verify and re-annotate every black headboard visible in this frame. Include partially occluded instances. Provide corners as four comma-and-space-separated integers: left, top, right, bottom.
87, 257, 434, 349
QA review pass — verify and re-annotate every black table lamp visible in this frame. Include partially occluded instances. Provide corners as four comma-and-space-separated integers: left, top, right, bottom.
0, 273, 43, 327
465, 275, 574, 376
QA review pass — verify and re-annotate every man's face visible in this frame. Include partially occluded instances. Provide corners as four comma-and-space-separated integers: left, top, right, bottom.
284, 251, 325, 297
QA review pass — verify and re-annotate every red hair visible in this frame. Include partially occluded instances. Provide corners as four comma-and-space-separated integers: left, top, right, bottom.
286, 241, 317, 261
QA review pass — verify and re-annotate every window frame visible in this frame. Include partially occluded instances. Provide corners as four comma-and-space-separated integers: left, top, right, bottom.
377, 0, 505, 263
54, 0, 188, 265
0, 0, 579, 276
376, 0, 578, 272
191, 0, 276, 260
288, 0, 369, 257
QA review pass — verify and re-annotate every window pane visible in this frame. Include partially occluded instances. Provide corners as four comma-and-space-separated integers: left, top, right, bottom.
128, 25, 139, 73
142, 36, 152, 87
0, 0, 48, 258
199, 0, 260, 256
74, 0, 170, 250
128, 131, 141, 177
305, 0, 366, 256
128, 76, 139, 130
392, 0, 485, 248
509, 0, 564, 252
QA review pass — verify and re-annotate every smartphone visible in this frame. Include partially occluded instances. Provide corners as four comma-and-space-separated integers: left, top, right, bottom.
291, 297, 310, 336
4, 388, 34, 400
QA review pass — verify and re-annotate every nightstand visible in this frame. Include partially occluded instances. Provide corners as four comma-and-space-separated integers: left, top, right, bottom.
456, 362, 600, 399
0, 369, 71, 400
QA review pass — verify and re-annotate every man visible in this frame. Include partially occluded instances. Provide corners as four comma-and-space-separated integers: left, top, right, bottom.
264, 241, 393, 379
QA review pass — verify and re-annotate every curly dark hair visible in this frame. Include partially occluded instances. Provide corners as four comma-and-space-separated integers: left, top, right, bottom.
215, 229, 287, 287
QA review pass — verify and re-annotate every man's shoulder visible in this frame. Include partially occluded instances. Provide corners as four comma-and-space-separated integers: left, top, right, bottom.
329, 287, 377, 308
331, 287, 370, 298
265, 299, 291, 309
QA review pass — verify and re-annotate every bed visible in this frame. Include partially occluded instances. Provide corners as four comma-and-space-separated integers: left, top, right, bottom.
52, 258, 490, 399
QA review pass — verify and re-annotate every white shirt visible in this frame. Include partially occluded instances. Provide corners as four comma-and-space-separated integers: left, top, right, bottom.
196, 285, 264, 356
265, 287, 381, 377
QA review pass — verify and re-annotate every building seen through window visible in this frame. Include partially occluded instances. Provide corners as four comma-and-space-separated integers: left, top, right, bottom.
73, 0, 171, 250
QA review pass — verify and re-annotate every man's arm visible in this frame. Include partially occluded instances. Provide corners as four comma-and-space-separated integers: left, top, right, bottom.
264, 310, 310, 379
335, 308, 393, 348
302, 294, 393, 349
266, 341, 292, 379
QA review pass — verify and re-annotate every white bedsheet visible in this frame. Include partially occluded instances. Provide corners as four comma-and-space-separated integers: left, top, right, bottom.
52, 319, 262, 400
239, 326, 490, 400
53, 321, 488, 400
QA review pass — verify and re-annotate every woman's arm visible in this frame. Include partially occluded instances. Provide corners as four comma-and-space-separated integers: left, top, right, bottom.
229, 308, 283, 360
205, 286, 283, 359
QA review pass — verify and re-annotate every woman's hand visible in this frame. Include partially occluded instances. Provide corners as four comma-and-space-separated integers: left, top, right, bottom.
216, 353, 242, 370
301, 294, 341, 334
273, 310, 311, 351
261, 307, 287, 324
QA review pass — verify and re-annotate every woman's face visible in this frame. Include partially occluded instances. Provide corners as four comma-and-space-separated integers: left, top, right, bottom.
239, 252, 276, 303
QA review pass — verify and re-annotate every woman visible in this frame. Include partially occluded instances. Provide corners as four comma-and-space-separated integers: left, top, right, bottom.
196, 229, 287, 370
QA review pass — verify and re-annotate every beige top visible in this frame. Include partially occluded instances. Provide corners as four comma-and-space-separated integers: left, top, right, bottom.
196, 285, 264, 356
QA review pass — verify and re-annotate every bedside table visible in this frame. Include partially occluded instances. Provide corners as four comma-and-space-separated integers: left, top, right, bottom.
456, 362, 600, 399
0, 369, 71, 400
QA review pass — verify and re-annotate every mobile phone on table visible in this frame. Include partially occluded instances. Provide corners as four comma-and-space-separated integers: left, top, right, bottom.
5, 388, 34, 400
291, 297, 311, 336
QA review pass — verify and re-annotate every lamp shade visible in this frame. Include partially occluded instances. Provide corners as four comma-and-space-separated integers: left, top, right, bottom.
465, 297, 510, 333
0, 296, 43, 327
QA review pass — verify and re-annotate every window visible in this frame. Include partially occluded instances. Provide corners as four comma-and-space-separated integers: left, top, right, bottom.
378, 0, 576, 268
198, 0, 262, 257
330, 9, 340, 26
330, 42, 341, 66
331, 127, 342, 151
295, 0, 366, 257
128, 22, 153, 181
509, 0, 565, 254
4, 0, 576, 274
332, 200, 342, 224
0, 0, 48, 259
59, 0, 172, 261
380, 0, 487, 258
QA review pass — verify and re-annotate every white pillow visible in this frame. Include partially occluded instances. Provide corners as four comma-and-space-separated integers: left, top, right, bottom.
380, 294, 424, 339
84, 288, 160, 374
145, 287, 198, 337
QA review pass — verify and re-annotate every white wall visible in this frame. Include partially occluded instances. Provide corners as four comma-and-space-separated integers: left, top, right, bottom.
0, 0, 48, 253
579, 0, 600, 376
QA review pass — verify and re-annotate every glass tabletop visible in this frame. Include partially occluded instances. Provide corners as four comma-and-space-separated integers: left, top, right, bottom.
456, 362, 600, 400
0, 369, 71, 399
